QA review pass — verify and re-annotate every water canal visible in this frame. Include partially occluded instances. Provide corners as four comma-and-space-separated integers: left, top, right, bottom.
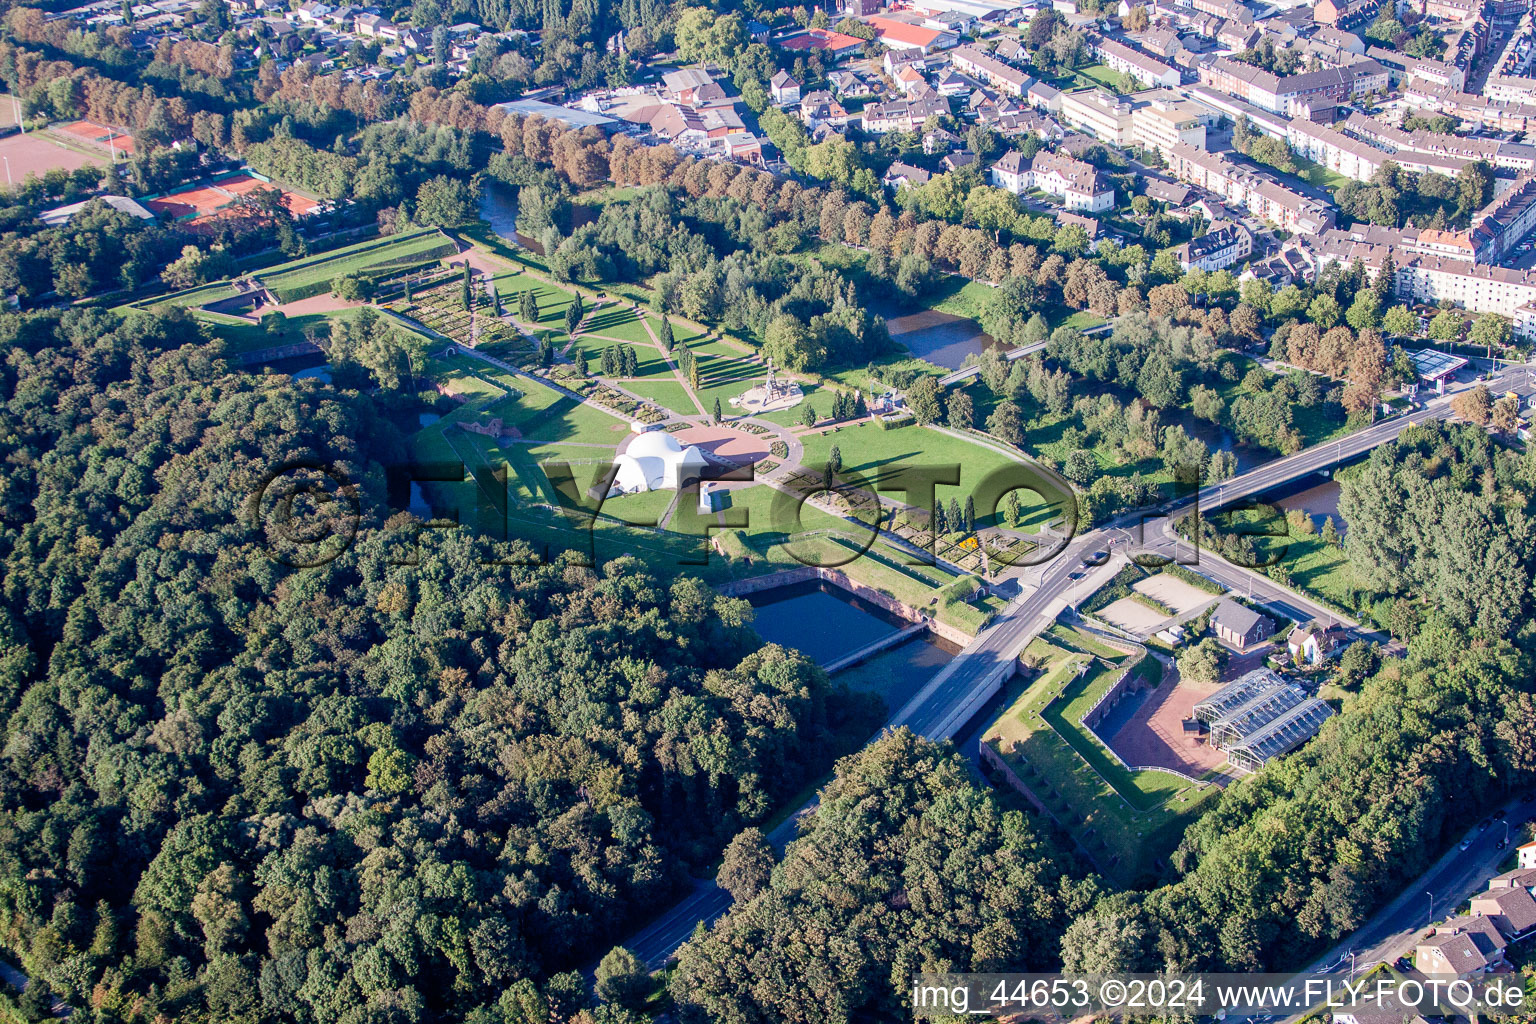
747, 580, 959, 718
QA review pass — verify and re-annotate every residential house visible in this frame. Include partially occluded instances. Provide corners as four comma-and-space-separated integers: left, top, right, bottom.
1287, 620, 1345, 666
1519, 840, 1536, 871
1176, 220, 1253, 271
895, 63, 930, 94
770, 69, 802, 106
941, 149, 977, 172
986, 108, 1065, 138
1027, 80, 1062, 111
989, 148, 1030, 193
1055, 210, 1103, 249
828, 69, 878, 98
800, 90, 849, 128
1468, 886, 1536, 940
991, 148, 1116, 211
1415, 916, 1509, 976
1210, 599, 1274, 649
924, 127, 962, 153
1143, 177, 1192, 205
1217, 19, 1260, 50
934, 68, 981, 96
883, 161, 933, 188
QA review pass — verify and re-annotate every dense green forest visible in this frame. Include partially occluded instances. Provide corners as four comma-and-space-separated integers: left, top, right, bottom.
0, 307, 881, 1022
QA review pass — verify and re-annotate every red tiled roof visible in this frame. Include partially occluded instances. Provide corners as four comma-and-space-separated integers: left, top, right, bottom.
779, 28, 866, 51
867, 16, 946, 47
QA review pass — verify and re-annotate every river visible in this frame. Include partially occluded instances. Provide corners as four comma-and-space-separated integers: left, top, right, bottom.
478, 180, 543, 253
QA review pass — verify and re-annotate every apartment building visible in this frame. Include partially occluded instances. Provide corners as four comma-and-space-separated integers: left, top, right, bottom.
1314, 228, 1536, 336
990, 149, 1116, 211
1176, 220, 1254, 270
1059, 87, 1137, 144
1284, 117, 1471, 180
951, 45, 1033, 95
1197, 56, 1387, 115
1163, 142, 1336, 232
1401, 80, 1536, 132
1363, 44, 1466, 91
1340, 112, 1500, 163
1088, 35, 1181, 88
1131, 97, 1208, 157
861, 94, 949, 132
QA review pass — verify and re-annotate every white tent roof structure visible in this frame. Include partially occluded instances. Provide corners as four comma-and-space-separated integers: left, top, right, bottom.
612, 430, 709, 494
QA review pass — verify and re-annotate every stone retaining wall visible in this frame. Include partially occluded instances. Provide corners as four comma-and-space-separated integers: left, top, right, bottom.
1080, 660, 1153, 731
236, 339, 324, 365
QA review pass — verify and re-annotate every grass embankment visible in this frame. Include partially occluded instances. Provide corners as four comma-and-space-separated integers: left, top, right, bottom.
984, 627, 1218, 886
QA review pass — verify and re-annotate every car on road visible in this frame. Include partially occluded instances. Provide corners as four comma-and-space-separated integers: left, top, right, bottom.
1479, 817, 1493, 830
1460, 837, 1474, 851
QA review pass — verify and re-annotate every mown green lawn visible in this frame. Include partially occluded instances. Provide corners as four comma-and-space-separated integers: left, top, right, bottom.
623, 379, 700, 416
257, 229, 457, 300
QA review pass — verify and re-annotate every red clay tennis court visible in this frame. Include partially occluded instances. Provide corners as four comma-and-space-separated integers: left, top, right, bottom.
218, 173, 320, 216
54, 120, 134, 154
148, 173, 320, 221
146, 181, 232, 220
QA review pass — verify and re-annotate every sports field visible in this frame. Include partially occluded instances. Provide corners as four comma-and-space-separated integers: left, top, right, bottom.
0, 131, 102, 181
53, 120, 134, 155
147, 172, 323, 223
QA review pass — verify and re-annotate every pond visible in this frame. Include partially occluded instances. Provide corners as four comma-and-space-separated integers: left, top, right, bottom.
869, 299, 1002, 371
261, 352, 331, 380
747, 579, 958, 716
292, 363, 334, 385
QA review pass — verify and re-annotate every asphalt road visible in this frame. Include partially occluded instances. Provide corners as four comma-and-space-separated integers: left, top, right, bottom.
1223, 793, 1536, 1024
618, 361, 1534, 970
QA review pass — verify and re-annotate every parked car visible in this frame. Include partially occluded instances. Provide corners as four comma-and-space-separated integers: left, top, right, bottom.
1479, 817, 1494, 831
1460, 837, 1474, 851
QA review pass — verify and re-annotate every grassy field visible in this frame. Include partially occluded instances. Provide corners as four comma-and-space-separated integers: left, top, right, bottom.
1072, 64, 1129, 92
1211, 505, 1361, 616
984, 632, 1218, 886
1293, 152, 1354, 193
797, 419, 1044, 515
256, 229, 457, 302
622, 378, 700, 416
